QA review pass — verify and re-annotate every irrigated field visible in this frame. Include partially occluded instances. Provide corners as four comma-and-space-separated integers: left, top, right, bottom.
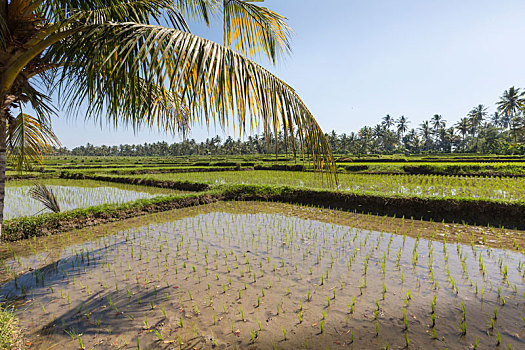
2, 155, 525, 349
5, 179, 183, 219
126, 170, 525, 202
1, 202, 524, 349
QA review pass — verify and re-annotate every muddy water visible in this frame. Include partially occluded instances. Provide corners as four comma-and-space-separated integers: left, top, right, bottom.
1, 202, 524, 349
5, 179, 180, 219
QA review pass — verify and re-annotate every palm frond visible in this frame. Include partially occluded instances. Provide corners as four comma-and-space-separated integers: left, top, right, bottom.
223, 0, 292, 63
28, 183, 61, 213
0, 4, 8, 49
41, 0, 188, 29
175, 0, 218, 25
48, 22, 336, 179
6, 113, 61, 173
118, 77, 191, 135
19, 81, 57, 123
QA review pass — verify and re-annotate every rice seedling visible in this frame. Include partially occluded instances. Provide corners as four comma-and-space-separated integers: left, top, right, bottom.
65, 329, 85, 350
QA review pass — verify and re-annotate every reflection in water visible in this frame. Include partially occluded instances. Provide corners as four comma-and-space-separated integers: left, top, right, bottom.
5, 180, 173, 219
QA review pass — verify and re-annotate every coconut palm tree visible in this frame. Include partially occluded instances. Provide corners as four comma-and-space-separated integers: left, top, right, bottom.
490, 112, 501, 128
404, 128, 421, 153
357, 126, 373, 155
496, 87, 525, 128
396, 115, 409, 139
467, 105, 487, 135
0, 0, 336, 236
467, 104, 487, 152
382, 114, 394, 130
430, 114, 445, 134
418, 120, 432, 151
510, 116, 523, 142
455, 117, 470, 142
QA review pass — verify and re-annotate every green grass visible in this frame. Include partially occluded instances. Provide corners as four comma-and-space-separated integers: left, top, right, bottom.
0, 305, 20, 350
124, 170, 525, 202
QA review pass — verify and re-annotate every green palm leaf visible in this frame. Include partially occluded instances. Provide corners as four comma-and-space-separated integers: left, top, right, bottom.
48, 22, 335, 176
223, 0, 292, 63
28, 183, 61, 214
6, 113, 60, 173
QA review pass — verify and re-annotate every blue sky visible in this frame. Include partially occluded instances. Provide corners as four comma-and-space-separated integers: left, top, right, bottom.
50, 0, 525, 148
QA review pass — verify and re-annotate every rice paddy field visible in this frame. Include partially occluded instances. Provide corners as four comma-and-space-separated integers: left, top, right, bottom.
15, 154, 525, 178
2, 155, 525, 349
1, 202, 524, 349
5, 179, 181, 220
128, 171, 525, 202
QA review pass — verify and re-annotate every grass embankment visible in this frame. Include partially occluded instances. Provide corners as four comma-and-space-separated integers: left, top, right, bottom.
60, 172, 211, 191
220, 185, 525, 230
3, 192, 217, 241
337, 162, 525, 176
5, 181, 525, 242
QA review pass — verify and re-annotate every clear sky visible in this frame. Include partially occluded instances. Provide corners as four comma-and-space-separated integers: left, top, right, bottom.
49, 0, 525, 148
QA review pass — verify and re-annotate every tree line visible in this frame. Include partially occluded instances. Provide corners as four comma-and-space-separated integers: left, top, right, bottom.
58, 86, 525, 156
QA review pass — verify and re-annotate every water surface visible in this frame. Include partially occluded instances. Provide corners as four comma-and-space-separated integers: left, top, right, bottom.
1, 202, 524, 349
5, 179, 178, 219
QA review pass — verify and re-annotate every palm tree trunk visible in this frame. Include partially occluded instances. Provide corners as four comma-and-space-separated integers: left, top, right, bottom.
0, 107, 6, 240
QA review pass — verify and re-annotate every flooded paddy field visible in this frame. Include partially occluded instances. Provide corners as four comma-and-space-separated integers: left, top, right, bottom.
5, 179, 181, 220
1, 202, 524, 349
130, 171, 525, 202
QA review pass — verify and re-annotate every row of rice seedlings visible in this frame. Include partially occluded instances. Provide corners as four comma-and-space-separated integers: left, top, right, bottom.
133, 170, 525, 201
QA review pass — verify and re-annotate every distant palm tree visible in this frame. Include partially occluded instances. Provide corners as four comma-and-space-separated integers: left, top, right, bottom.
445, 127, 458, 152
358, 126, 373, 154
468, 105, 488, 137
418, 121, 432, 150
455, 117, 470, 141
405, 128, 419, 149
396, 116, 409, 139
382, 114, 394, 130
497, 87, 525, 128
346, 132, 357, 153
510, 116, 523, 142
468, 105, 488, 151
490, 112, 501, 128
431, 114, 446, 133
373, 124, 385, 138
500, 113, 512, 129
